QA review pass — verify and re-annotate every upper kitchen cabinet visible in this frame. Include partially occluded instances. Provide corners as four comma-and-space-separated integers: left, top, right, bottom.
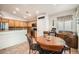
14, 20, 20, 28
27, 21, 37, 27
8, 19, 15, 27
27, 22, 32, 27
8, 19, 27, 28
23, 22, 27, 28
0, 18, 8, 23
20, 21, 24, 28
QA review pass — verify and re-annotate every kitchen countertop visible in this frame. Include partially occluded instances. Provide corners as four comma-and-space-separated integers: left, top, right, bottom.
0, 30, 27, 32
0, 30, 27, 49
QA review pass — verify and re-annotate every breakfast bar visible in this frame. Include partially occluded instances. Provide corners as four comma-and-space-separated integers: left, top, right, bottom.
0, 30, 27, 50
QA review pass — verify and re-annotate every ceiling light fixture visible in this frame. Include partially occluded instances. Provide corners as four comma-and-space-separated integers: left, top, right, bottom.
25, 11, 31, 16
15, 8, 20, 11
26, 11, 29, 13
36, 10, 39, 14
23, 16, 27, 18
23, 16, 26, 18
13, 11, 16, 14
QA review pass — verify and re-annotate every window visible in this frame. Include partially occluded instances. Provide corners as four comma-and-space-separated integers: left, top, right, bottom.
57, 15, 73, 31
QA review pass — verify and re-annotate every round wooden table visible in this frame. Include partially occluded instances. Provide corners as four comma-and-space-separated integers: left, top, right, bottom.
36, 36, 66, 52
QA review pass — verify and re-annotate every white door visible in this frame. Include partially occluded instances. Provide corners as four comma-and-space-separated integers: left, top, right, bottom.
37, 15, 49, 36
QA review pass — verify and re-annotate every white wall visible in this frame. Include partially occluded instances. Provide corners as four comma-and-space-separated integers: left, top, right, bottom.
76, 7, 79, 52
49, 9, 77, 32
37, 14, 49, 36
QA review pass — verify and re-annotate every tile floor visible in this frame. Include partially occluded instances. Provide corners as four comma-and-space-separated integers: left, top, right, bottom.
0, 41, 29, 54
0, 41, 78, 54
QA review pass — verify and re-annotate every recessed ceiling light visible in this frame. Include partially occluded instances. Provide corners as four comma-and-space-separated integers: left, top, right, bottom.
23, 16, 27, 18
26, 11, 29, 13
15, 8, 20, 11
36, 10, 39, 14
13, 11, 16, 14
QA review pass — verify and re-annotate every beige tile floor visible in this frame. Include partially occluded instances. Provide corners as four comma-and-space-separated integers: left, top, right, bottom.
63, 48, 78, 54
0, 41, 29, 54
0, 41, 78, 54
70, 48, 78, 54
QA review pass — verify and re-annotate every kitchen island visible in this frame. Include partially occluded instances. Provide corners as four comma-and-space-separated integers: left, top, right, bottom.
0, 30, 27, 50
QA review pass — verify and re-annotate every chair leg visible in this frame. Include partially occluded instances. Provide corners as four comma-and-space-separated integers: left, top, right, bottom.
29, 48, 38, 54
29, 48, 32, 54
32, 50, 38, 54
63, 48, 71, 54
29, 49, 34, 54
69, 48, 71, 54
29, 49, 31, 54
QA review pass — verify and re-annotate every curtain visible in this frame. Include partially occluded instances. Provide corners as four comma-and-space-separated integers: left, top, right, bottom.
57, 15, 73, 31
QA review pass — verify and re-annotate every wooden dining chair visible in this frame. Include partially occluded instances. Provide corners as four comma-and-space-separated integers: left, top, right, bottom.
57, 33, 71, 54
61, 35, 71, 54
49, 32, 57, 36
39, 43, 64, 54
43, 31, 49, 37
26, 34, 40, 54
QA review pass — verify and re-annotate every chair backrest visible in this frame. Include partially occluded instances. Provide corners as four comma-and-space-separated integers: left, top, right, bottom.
49, 32, 56, 36
43, 31, 49, 37
26, 34, 33, 47
50, 28, 57, 36
51, 28, 56, 32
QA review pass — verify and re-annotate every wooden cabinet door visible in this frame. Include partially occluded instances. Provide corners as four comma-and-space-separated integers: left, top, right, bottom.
23, 22, 27, 27
20, 21, 24, 27
8, 20, 15, 27
2, 18, 8, 23
27, 22, 32, 27
15, 20, 20, 27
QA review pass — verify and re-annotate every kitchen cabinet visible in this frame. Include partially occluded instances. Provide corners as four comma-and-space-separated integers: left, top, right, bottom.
0, 18, 8, 23
2, 18, 8, 23
0, 17, 29, 29
27, 21, 36, 27
27, 22, 32, 27
23, 22, 27, 27
14, 20, 20, 27
57, 32, 78, 49
20, 21, 24, 27
9, 20, 27, 28
0, 18, 9, 30
8, 20, 15, 27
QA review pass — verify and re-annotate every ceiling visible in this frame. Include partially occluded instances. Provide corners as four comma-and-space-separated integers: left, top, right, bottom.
0, 4, 78, 21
